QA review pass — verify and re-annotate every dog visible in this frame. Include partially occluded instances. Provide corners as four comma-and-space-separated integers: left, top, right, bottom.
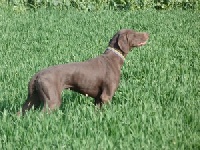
18, 29, 149, 115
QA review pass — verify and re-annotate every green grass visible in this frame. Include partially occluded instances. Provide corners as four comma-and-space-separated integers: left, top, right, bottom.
0, 8, 200, 149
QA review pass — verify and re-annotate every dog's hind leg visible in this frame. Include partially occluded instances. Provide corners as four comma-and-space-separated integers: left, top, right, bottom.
41, 89, 62, 113
36, 80, 62, 113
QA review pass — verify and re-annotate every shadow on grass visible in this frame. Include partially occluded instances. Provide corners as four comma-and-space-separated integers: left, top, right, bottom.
0, 90, 94, 116
60, 90, 94, 111
0, 98, 20, 117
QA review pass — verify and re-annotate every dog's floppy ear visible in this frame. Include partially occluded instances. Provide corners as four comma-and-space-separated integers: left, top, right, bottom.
118, 33, 129, 54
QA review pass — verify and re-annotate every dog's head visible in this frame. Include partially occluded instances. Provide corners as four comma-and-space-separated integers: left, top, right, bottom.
109, 29, 149, 55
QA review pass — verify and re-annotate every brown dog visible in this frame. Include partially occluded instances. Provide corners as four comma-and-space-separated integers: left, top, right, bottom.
18, 29, 148, 115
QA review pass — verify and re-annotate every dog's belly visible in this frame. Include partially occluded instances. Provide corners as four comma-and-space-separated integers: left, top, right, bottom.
71, 87, 100, 98
71, 77, 102, 98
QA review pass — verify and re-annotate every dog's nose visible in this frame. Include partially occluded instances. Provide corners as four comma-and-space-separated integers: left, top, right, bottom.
145, 33, 149, 39
144, 33, 149, 39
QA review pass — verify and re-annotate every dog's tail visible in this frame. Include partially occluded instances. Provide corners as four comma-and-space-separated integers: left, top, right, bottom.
17, 74, 40, 116
27, 75, 38, 97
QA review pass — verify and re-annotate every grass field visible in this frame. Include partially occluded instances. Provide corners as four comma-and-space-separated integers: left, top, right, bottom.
0, 8, 200, 149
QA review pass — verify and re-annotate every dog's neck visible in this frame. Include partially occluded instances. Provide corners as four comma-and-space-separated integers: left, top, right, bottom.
106, 47, 125, 61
